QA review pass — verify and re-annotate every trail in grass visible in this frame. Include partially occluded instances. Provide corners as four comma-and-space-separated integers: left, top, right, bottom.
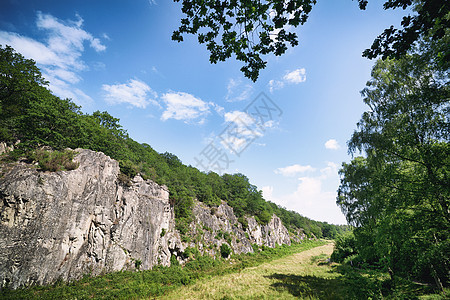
160, 243, 340, 299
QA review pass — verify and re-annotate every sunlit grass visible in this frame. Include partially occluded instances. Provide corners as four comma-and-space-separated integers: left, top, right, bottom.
0, 241, 326, 299
1, 240, 446, 299
161, 243, 448, 300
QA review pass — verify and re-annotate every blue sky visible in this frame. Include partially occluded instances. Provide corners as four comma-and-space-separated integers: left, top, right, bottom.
0, 0, 408, 224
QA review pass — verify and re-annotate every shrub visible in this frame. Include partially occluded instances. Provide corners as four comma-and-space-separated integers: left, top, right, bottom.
238, 216, 248, 231
223, 232, 232, 245
220, 243, 231, 258
119, 160, 138, 178
257, 210, 272, 225
30, 149, 79, 172
170, 254, 180, 267
331, 231, 357, 263
134, 259, 142, 270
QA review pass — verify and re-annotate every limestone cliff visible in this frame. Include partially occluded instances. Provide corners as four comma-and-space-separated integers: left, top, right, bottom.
0, 148, 303, 289
187, 201, 298, 257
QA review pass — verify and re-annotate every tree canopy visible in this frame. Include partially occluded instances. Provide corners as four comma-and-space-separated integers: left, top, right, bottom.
172, 0, 449, 81
336, 38, 449, 287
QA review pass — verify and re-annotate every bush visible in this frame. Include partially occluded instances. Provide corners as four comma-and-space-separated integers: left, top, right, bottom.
170, 254, 180, 267
134, 259, 142, 270
119, 160, 138, 178
223, 232, 232, 245
30, 149, 79, 172
331, 231, 357, 263
220, 243, 231, 258
238, 216, 248, 231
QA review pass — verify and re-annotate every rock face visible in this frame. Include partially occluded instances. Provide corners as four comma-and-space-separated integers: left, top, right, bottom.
0, 142, 13, 155
0, 149, 181, 288
188, 201, 292, 257
0, 148, 301, 289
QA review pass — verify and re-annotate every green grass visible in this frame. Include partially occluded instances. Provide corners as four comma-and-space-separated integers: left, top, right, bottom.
2, 240, 447, 299
161, 243, 448, 300
0, 240, 326, 299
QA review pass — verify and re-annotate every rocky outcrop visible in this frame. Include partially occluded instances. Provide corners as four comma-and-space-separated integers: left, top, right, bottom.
187, 201, 292, 256
0, 142, 13, 155
0, 148, 303, 289
0, 149, 182, 288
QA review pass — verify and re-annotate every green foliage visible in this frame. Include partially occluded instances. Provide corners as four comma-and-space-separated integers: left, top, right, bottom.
30, 149, 79, 172
215, 229, 224, 240
119, 160, 138, 179
337, 39, 449, 287
331, 231, 357, 263
134, 259, 142, 270
172, 1, 445, 81
223, 231, 232, 245
220, 243, 232, 258
238, 216, 248, 231
362, 1, 449, 64
172, 0, 314, 81
175, 217, 191, 237
170, 254, 180, 267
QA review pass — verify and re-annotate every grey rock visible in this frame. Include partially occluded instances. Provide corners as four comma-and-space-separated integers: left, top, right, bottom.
187, 201, 294, 256
0, 142, 13, 155
0, 149, 179, 288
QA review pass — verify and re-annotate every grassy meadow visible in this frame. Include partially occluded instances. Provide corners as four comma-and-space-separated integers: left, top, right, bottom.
2, 240, 446, 299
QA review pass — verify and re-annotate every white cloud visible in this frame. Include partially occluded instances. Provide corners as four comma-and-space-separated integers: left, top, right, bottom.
224, 110, 254, 125
161, 92, 211, 124
268, 79, 284, 93
36, 12, 106, 53
224, 111, 263, 137
268, 68, 306, 93
225, 78, 253, 102
325, 139, 340, 150
275, 164, 316, 177
220, 109, 279, 154
261, 185, 274, 200
46, 68, 81, 84
320, 162, 338, 178
0, 32, 63, 67
102, 79, 158, 108
263, 161, 347, 224
210, 102, 225, 116
283, 68, 306, 84
0, 12, 107, 106
219, 110, 264, 153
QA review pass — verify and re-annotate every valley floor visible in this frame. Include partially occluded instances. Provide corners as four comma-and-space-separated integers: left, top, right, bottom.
160, 243, 447, 300
2, 241, 446, 299
161, 243, 338, 299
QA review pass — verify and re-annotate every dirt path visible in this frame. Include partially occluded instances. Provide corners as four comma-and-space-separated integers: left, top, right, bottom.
160, 243, 338, 299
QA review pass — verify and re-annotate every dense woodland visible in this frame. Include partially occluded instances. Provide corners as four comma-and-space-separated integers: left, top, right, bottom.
332, 36, 449, 289
0, 45, 348, 239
